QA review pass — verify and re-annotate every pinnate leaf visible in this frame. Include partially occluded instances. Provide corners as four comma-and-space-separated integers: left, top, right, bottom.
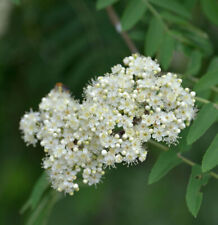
149, 0, 191, 19
208, 57, 218, 71
148, 150, 181, 184
11, 0, 20, 4
201, 0, 218, 26
187, 103, 217, 145
96, 0, 118, 10
145, 17, 164, 57
202, 134, 218, 172
21, 172, 49, 213
26, 191, 61, 225
158, 33, 175, 70
185, 50, 202, 76
186, 165, 210, 217
194, 71, 218, 92
121, 0, 147, 31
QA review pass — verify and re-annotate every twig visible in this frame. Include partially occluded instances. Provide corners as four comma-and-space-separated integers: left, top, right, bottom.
148, 140, 218, 179
106, 6, 139, 54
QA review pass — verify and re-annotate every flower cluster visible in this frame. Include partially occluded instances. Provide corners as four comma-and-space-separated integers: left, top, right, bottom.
20, 54, 196, 195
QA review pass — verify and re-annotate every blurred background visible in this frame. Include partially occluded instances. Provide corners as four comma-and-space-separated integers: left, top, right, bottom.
0, 0, 217, 224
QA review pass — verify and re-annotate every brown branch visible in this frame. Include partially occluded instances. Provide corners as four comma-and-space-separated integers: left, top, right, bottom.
106, 6, 139, 54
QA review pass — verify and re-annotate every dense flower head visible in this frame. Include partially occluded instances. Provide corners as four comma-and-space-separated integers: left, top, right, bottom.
20, 54, 196, 195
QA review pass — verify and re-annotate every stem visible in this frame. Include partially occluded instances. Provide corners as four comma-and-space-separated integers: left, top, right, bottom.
187, 76, 218, 93
148, 140, 218, 179
177, 153, 195, 166
148, 139, 168, 151
195, 96, 218, 109
106, 6, 139, 54
195, 96, 210, 104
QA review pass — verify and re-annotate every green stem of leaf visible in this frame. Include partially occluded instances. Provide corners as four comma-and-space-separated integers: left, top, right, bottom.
148, 140, 218, 179
177, 153, 195, 166
195, 96, 218, 109
187, 76, 218, 93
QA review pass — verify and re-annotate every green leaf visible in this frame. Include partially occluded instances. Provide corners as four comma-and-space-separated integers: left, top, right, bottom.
173, 127, 191, 153
184, 32, 213, 56
149, 0, 191, 19
194, 70, 218, 92
145, 17, 164, 57
194, 57, 218, 92
202, 134, 218, 172
96, 0, 118, 10
11, 0, 20, 4
170, 30, 193, 46
161, 12, 207, 39
184, 0, 198, 10
26, 191, 61, 225
148, 150, 181, 184
195, 90, 211, 103
208, 56, 218, 71
129, 30, 145, 41
158, 33, 175, 70
26, 194, 50, 225
201, 0, 218, 26
121, 0, 147, 31
185, 50, 202, 76
187, 104, 218, 145
186, 165, 210, 217
30, 172, 50, 209
21, 172, 49, 213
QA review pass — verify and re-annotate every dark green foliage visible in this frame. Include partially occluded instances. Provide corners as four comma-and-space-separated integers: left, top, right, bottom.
148, 128, 191, 184
20, 172, 49, 213
1, 0, 218, 224
26, 191, 62, 225
185, 50, 203, 76
201, 0, 218, 26
187, 104, 217, 145
121, 0, 147, 31
12, 0, 20, 4
202, 134, 218, 172
148, 150, 181, 184
158, 33, 175, 70
96, 0, 118, 10
145, 17, 164, 57
194, 71, 218, 92
149, 0, 191, 19
186, 165, 210, 217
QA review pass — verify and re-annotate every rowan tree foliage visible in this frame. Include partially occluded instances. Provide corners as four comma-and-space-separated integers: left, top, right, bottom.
1, 0, 218, 224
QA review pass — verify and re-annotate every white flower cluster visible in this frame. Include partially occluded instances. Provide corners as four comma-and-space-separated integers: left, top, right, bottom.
20, 54, 196, 195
